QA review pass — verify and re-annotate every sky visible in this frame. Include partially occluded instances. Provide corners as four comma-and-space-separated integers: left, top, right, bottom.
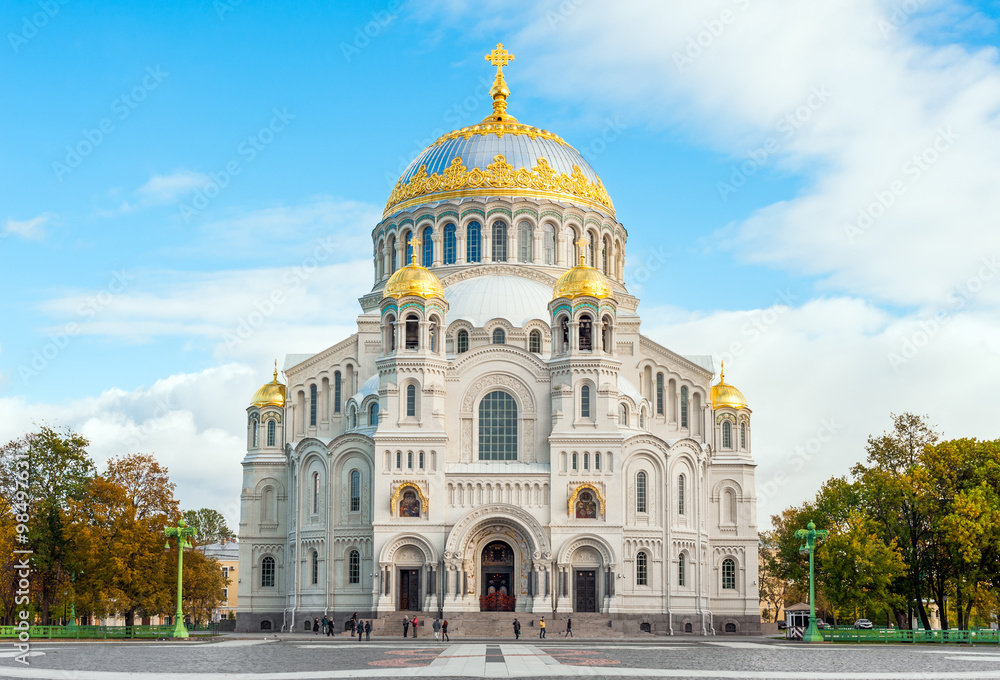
2, 0, 1000, 529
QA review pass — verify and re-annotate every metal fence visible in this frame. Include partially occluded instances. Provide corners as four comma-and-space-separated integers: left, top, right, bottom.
0, 624, 221, 639
821, 627, 1000, 644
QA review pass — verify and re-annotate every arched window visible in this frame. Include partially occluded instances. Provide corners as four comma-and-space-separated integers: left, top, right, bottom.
309, 384, 317, 426
575, 490, 597, 518
636, 551, 648, 586
429, 318, 438, 352
579, 314, 593, 351
740, 422, 747, 449
725, 489, 737, 524
722, 421, 732, 448
350, 470, 361, 512
529, 330, 541, 353
680, 386, 689, 428
684, 622, 692, 633
369, 402, 379, 427
602, 236, 611, 274
725, 622, 737, 633
349, 550, 360, 584
583, 452, 589, 469
422, 225, 433, 266
405, 384, 417, 417
478, 390, 518, 461
594, 452, 601, 470
619, 403, 629, 426
312, 472, 320, 514
601, 315, 612, 352
334, 371, 342, 413
518, 221, 532, 262
395, 451, 401, 469
267, 420, 276, 447
571, 227, 581, 262
492, 328, 506, 344
560, 317, 569, 353
311, 550, 318, 585
349, 405, 357, 429
386, 315, 396, 352
466, 221, 481, 262
251, 417, 258, 447
457, 329, 469, 354
656, 373, 664, 415
443, 223, 457, 264
261, 620, 272, 630
572, 452, 578, 470
636, 471, 647, 513
542, 223, 555, 264
260, 556, 275, 588
376, 241, 384, 279
492, 220, 507, 261
678, 474, 686, 515
678, 554, 686, 587
589, 237, 596, 268
419, 451, 424, 469
722, 558, 736, 590
262, 487, 274, 521
580, 384, 591, 419
404, 315, 419, 350
407, 451, 413, 468
639, 408, 646, 430
388, 235, 397, 273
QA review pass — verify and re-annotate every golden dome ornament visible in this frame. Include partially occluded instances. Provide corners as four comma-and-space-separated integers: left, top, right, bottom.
382, 238, 445, 300
711, 362, 748, 410
552, 238, 614, 300
251, 360, 287, 408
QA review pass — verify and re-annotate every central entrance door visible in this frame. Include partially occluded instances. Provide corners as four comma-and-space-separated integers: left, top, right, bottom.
574, 570, 597, 612
480, 541, 515, 611
399, 569, 420, 611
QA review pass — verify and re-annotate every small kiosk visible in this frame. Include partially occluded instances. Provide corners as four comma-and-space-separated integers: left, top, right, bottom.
785, 602, 811, 640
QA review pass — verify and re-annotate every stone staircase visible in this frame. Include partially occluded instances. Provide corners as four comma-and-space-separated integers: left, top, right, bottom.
357, 612, 639, 638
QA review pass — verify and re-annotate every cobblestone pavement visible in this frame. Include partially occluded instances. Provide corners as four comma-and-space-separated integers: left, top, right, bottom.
2, 635, 1000, 678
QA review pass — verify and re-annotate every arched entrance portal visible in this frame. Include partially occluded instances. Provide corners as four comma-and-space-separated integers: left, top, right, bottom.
480, 541, 515, 611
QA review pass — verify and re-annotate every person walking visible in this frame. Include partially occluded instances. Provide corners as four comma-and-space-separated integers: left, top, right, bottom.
326, 618, 334, 637
322, 615, 328, 635
513, 617, 521, 640
402, 615, 410, 637
432, 617, 441, 641
441, 619, 450, 641
312, 618, 319, 635
564, 618, 574, 638
539, 617, 546, 638
364, 620, 372, 641
411, 615, 418, 638
350, 612, 358, 637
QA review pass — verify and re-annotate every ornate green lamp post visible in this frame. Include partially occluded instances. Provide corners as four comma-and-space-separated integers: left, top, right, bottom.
66, 571, 80, 632
795, 520, 829, 643
164, 518, 195, 638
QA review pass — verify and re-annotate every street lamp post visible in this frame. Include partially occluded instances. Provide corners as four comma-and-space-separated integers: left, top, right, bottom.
164, 518, 196, 638
66, 571, 79, 632
795, 520, 829, 643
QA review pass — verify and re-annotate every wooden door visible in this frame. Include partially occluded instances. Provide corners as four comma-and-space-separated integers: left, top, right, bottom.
399, 569, 420, 611
574, 570, 597, 612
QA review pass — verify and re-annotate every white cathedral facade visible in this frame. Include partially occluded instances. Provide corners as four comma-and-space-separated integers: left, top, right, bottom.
236, 45, 760, 635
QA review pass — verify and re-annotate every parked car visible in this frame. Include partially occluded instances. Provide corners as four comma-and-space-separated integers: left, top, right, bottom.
816, 621, 831, 629
854, 619, 873, 629
777, 621, 787, 630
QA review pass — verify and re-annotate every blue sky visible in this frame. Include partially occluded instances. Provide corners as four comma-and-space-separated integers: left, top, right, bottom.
3, 0, 1000, 523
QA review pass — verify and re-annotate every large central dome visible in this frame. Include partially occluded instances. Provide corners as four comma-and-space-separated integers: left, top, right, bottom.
383, 44, 615, 220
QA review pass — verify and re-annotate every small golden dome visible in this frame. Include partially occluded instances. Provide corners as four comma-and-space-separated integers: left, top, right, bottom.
552, 243, 614, 300
383, 243, 444, 300
252, 362, 286, 408
712, 363, 748, 410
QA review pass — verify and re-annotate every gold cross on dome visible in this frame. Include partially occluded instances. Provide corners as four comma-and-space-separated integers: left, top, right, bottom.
485, 43, 515, 73
409, 237, 422, 264
574, 238, 589, 265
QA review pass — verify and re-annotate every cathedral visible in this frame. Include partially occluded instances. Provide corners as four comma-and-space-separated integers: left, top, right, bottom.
236, 45, 760, 635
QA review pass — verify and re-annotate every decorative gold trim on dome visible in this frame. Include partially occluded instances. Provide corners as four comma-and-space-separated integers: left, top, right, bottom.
567, 482, 605, 516
382, 237, 445, 299
384, 155, 615, 219
431, 121, 571, 147
390, 482, 428, 516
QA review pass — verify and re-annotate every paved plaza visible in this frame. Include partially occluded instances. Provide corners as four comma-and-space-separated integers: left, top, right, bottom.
2, 635, 1000, 679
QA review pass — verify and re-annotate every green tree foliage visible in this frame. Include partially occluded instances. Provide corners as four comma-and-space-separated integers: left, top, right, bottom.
183, 508, 235, 545
770, 413, 1000, 629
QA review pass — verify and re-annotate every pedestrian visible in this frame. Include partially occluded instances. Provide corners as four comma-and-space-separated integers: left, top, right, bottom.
313, 618, 319, 635
564, 617, 573, 638
364, 620, 372, 641
433, 617, 441, 641
539, 616, 546, 638
351, 612, 358, 637
513, 617, 521, 640
322, 615, 328, 634
442, 619, 450, 641
403, 615, 410, 637
411, 615, 418, 638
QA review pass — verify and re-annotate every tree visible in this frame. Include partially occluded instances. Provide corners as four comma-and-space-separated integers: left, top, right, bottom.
183, 508, 235, 545
0, 428, 95, 624
174, 549, 228, 626
759, 531, 788, 622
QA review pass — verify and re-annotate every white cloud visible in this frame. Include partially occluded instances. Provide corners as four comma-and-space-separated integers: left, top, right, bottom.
3, 214, 50, 241
0, 364, 257, 525
135, 170, 213, 204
